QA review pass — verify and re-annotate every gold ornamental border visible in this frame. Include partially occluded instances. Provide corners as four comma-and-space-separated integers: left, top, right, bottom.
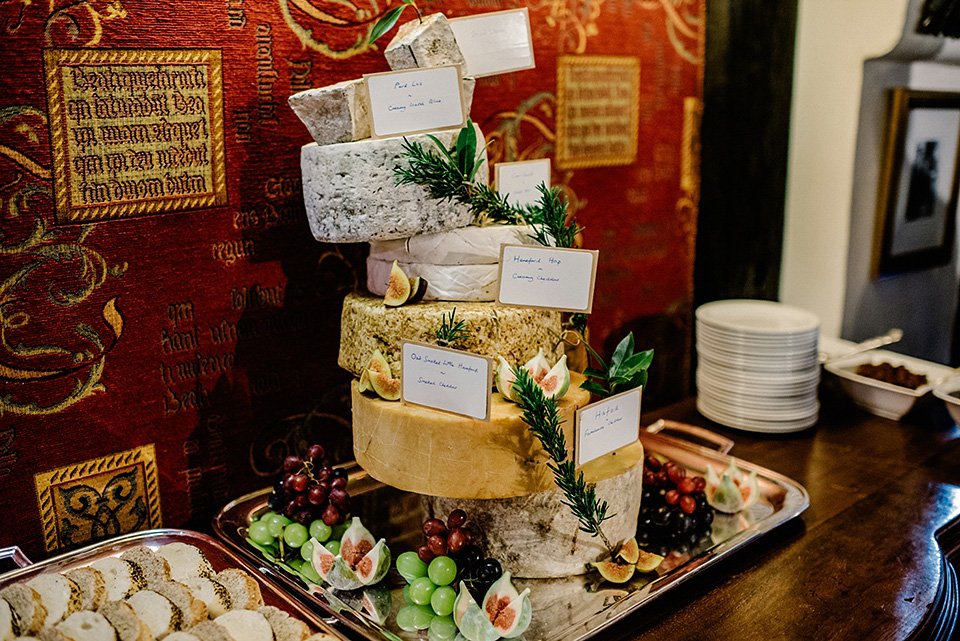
555, 55, 641, 170
34, 444, 162, 553
43, 49, 228, 224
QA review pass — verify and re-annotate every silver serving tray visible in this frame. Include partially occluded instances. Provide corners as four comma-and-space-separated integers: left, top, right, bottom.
212, 421, 809, 641
0, 529, 342, 638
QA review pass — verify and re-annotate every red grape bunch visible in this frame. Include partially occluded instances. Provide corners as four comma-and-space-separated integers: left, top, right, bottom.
416, 509, 503, 602
267, 444, 351, 527
637, 454, 714, 556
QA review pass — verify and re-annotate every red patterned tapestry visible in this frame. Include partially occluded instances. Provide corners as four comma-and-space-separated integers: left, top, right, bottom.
0, 0, 703, 559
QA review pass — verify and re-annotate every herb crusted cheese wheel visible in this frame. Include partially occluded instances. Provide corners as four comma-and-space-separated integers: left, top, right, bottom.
338, 293, 563, 377
351, 373, 591, 499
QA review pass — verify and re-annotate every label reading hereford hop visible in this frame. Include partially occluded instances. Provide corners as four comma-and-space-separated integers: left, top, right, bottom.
497, 245, 598, 313
401, 341, 493, 421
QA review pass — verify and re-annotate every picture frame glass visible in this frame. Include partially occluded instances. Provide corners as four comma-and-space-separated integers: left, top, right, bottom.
890, 106, 960, 257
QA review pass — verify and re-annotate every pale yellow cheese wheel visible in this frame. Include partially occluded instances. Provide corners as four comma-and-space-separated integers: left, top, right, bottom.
352, 374, 592, 499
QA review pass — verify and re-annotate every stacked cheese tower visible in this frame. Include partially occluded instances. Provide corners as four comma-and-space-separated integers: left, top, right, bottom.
0, 543, 335, 641
289, 15, 643, 578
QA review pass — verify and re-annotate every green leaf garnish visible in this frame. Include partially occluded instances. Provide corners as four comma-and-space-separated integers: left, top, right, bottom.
369, 5, 407, 43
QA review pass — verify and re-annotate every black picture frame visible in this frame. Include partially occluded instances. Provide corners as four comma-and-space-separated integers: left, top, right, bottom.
873, 88, 960, 277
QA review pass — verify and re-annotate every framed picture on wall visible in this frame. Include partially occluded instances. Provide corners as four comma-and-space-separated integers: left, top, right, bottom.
873, 88, 960, 277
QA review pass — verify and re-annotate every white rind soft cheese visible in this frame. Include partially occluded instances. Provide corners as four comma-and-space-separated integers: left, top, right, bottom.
302, 125, 488, 242
426, 441, 645, 578
366, 258, 499, 301
368, 225, 536, 265
338, 293, 562, 377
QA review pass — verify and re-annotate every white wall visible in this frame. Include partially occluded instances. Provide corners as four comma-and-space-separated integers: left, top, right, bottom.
779, 0, 908, 338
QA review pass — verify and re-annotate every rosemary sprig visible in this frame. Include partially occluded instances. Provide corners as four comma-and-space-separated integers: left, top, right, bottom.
435, 308, 470, 348
511, 365, 615, 554
394, 122, 582, 246
526, 184, 581, 249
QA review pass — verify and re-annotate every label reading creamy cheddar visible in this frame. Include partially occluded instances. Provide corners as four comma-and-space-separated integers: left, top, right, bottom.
496, 244, 598, 313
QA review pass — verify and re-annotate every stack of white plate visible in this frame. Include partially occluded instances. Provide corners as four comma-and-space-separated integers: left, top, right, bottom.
696, 300, 820, 432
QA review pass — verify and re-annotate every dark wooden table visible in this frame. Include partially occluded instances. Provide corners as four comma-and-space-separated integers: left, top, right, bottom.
608, 383, 960, 640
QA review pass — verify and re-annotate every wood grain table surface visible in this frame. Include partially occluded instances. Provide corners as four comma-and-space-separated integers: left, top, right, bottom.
609, 382, 960, 641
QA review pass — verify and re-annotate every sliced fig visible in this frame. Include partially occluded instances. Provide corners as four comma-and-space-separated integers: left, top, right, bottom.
635, 550, 664, 573
369, 368, 401, 401
708, 474, 744, 513
359, 350, 391, 393
339, 517, 376, 567
615, 537, 640, 565
384, 260, 411, 307
538, 354, 570, 399
590, 560, 635, 583
311, 537, 337, 582
353, 539, 390, 586
407, 277, 428, 304
494, 356, 518, 402
524, 348, 550, 383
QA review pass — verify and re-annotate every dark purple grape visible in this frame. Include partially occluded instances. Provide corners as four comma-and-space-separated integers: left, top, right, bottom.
292, 474, 309, 493
423, 519, 447, 538
295, 510, 312, 525
456, 545, 483, 568
308, 484, 328, 505
477, 558, 502, 583
307, 444, 325, 461
427, 534, 448, 557
447, 509, 467, 529
331, 476, 347, 490
267, 493, 284, 511
329, 488, 350, 510
417, 544, 435, 563
321, 503, 340, 526
317, 466, 333, 482
283, 455, 302, 472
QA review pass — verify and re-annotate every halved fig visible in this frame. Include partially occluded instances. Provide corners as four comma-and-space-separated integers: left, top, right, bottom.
407, 277, 428, 304
615, 537, 640, 565
590, 560, 635, 583
635, 550, 664, 573
369, 368, 401, 401
384, 261, 411, 307
359, 350, 391, 393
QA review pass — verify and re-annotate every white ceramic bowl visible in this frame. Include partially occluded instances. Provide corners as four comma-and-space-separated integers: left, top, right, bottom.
824, 349, 955, 420
932, 377, 960, 425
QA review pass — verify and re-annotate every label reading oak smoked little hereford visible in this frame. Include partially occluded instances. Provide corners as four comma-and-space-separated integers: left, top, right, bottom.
496, 244, 598, 313
401, 341, 493, 421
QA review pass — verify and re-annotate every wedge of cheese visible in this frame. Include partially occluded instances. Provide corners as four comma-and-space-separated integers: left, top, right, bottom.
338, 294, 562, 378
426, 441, 645, 578
352, 374, 590, 499
302, 125, 487, 243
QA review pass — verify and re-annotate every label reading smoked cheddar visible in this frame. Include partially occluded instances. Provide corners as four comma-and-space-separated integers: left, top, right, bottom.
401, 341, 493, 421
449, 8, 536, 78
575, 387, 642, 466
495, 158, 551, 208
496, 245, 598, 313
364, 66, 466, 138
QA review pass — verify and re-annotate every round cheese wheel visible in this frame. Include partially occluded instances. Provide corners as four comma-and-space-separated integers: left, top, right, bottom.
366, 257, 498, 301
352, 374, 591, 499
338, 293, 563, 377
426, 441, 644, 577
368, 225, 536, 265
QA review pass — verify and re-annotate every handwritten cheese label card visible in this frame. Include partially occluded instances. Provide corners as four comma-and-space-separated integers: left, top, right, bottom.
496, 244, 598, 313
575, 387, 642, 466
365, 66, 465, 138
401, 341, 493, 421
449, 8, 536, 78
495, 159, 551, 207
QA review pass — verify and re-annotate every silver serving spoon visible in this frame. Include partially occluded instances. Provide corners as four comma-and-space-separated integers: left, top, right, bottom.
819, 328, 903, 364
